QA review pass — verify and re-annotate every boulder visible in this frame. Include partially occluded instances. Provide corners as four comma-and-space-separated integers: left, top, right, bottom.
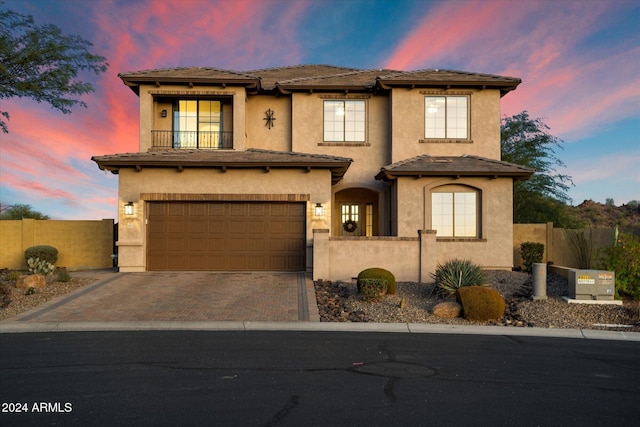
432, 301, 462, 318
16, 274, 47, 289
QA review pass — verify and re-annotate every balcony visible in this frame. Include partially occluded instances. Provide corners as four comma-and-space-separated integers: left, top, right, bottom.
151, 130, 233, 150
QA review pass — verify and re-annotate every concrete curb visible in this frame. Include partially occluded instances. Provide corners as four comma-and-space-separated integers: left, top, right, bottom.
1, 321, 639, 341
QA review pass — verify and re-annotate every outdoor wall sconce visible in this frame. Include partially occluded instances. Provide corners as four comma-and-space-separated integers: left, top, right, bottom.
314, 203, 324, 217
124, 202, 134, 216
161, 109, 167, 117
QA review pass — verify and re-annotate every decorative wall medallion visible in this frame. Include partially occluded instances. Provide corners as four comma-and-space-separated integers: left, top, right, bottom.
264, 108, 276, 129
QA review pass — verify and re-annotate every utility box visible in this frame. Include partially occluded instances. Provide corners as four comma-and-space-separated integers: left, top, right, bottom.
568, 269, 615, 300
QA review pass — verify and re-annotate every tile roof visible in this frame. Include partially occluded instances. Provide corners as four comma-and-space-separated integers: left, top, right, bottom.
91, 149, 353, 184
119, 64, 521, 95
375, 155, 535, 181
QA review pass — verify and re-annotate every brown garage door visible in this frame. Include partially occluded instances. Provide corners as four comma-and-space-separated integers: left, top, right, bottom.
147, 202, 306, 271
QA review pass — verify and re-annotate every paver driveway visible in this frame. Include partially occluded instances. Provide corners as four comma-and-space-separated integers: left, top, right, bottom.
11, 272, 318, 322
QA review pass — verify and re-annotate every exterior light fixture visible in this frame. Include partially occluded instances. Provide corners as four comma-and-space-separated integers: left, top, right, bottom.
314, 203, 324, 217
124, 202, 134, 216
161, 109, 167, 117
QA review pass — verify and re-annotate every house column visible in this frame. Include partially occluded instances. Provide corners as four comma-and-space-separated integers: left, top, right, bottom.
419, 229, 437, 282
312, 229, 330, 281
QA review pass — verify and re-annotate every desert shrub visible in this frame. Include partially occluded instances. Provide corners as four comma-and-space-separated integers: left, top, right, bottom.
520, 242, 544, 273
456, 286, 505, 321
357, 278, 388, 300
6, 271, 21, 282
596, 232, 640, 300
27, 257, 55, 275
564, 228, 593, 269
432, 259, 487, 296
24, 245, 58, 265
56, 269, 71, 282
357, 268, 396, 294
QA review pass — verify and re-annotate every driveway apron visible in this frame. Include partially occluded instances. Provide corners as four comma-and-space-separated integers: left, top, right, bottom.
10, 272, 318, 322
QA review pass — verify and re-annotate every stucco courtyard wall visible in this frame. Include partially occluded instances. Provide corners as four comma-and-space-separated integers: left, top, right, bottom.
0, 219, 114, 270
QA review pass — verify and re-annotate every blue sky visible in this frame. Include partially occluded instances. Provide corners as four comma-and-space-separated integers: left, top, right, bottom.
1, 0, 638, 220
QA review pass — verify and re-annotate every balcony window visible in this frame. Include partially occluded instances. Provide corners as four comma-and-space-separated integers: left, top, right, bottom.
173, 100, 224, 149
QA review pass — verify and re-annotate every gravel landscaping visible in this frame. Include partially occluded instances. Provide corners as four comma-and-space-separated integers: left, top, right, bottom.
314, 270, 640, 332
0, 273, 98, 321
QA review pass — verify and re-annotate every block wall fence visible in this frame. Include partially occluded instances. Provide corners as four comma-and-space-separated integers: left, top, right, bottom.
0, 219, 114, 271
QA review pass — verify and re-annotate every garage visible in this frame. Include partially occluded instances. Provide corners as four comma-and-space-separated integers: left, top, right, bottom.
147, 201, 306, 271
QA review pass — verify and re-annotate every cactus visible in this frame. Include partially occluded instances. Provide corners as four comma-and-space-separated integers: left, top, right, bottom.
27, 257, 56, 275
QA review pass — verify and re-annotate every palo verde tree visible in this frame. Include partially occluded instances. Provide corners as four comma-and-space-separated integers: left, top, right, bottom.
501, 111, 579, 226
0, 7, 108, 133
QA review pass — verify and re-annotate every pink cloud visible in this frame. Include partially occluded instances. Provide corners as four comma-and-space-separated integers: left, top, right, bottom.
385, 1, 638, 140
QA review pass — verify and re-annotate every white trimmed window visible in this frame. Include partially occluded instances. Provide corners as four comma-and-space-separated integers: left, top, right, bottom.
324, 100, 365, 142
424, 96, 468, 139
431, 190, 478, 237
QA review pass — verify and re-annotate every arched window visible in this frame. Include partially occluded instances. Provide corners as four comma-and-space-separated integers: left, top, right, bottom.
431, 186, 480, 238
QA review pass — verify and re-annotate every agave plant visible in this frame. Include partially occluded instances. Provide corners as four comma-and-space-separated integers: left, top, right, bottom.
432, 259, 487, 296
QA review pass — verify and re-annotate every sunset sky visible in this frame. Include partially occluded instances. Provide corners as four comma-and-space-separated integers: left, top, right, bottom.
1, 0, 638, 220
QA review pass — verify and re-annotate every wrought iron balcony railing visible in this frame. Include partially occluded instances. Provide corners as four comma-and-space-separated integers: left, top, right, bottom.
151, 130, 233, 149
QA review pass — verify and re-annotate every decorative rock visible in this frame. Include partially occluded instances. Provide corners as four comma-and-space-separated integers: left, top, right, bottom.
432, 301, 462, 318
16, 274, 47, 289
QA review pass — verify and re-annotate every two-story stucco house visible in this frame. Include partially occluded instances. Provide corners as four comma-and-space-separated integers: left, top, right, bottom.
92, 65, 533, 281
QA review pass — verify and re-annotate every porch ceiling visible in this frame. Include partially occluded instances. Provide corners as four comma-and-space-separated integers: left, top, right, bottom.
91, 148, 352, 184
375, 155, 535, 181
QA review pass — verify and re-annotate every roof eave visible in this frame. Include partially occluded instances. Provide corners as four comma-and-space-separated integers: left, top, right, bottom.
118, 76, 261, 95
376, 79, 521, 96
91, 158, 352, 183
375, 170, 533, 181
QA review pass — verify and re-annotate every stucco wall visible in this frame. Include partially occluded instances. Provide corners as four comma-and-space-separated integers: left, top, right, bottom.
0, 219, 114, 270
389, 88, 501, 163
290, 93, 390, 187
393, 176, 514, 269
246, 95, 291, 151
116, 167, 333, 271
326, 237, 420, 282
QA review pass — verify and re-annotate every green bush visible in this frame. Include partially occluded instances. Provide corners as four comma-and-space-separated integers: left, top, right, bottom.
56, 269, 71, 282
357, 278, 388, 300
432, 259, 487, 296
596, 232, 640, 300
456, 286, 505, 321
357, 268, 396, 295
520, 242, 544, 273
24, 245, 58, 265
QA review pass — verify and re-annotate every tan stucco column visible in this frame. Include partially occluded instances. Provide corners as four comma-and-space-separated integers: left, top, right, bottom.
419, 229, 437, 282
312, 229, 330, 281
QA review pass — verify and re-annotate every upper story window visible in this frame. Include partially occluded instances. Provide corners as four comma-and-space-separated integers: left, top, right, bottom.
424, 96, 468, 139
323, 100, 366, 142
431, 188, 479, 238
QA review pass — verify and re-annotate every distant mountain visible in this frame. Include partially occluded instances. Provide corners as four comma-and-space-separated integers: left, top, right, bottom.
572, 200, 640, 229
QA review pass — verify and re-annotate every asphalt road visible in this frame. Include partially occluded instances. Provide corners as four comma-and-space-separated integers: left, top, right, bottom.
1, 331, 638, 426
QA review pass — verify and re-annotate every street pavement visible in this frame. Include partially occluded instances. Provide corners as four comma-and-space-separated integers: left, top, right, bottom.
1, 330, 638, 426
